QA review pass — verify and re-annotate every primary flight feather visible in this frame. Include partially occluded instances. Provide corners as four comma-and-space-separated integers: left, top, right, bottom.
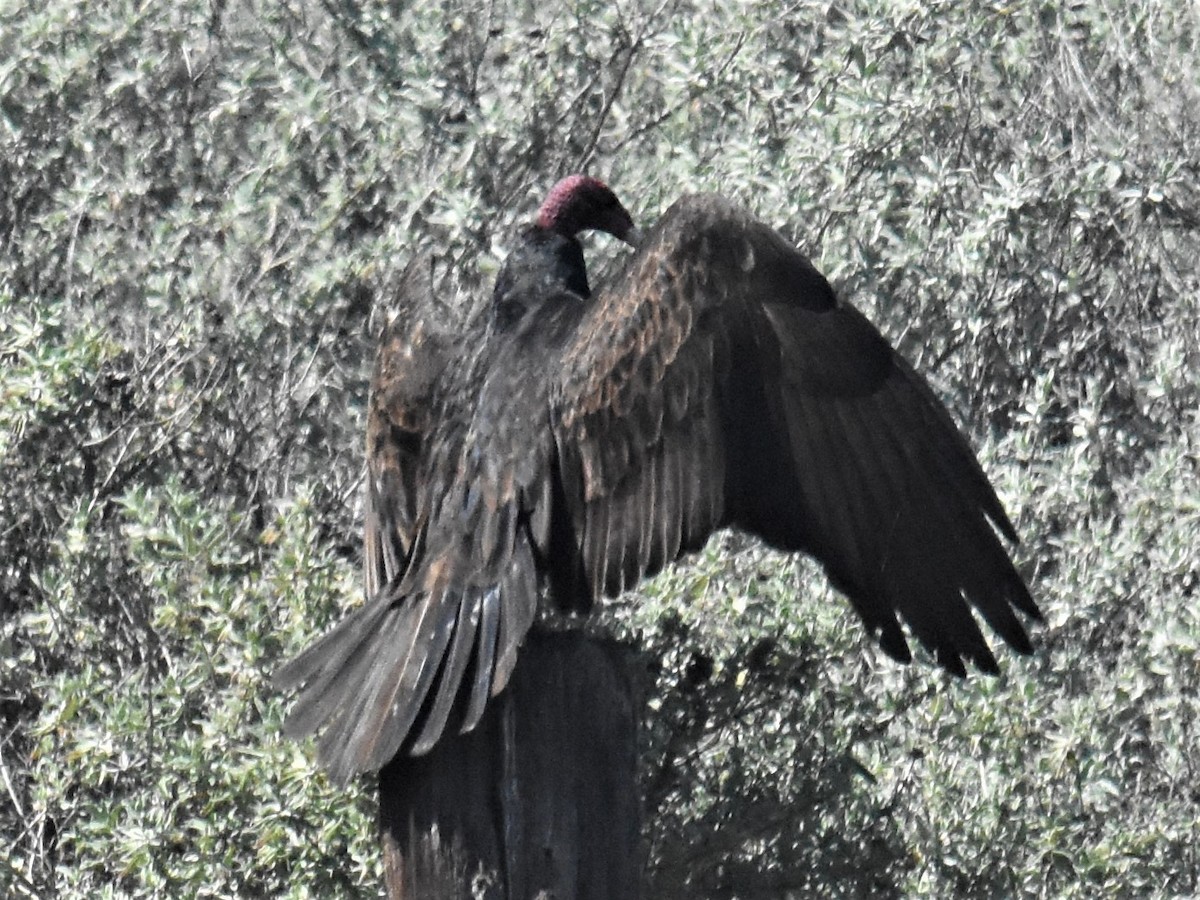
275, 175, 1039, 782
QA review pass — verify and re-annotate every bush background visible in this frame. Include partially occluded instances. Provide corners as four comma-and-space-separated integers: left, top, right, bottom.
3, 0, 1198, 896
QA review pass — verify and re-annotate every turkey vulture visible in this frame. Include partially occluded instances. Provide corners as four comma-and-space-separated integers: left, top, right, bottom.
275, 175, 1039, 783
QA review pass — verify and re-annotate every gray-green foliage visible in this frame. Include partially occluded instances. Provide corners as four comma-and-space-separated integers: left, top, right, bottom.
2, 0, 1198, 896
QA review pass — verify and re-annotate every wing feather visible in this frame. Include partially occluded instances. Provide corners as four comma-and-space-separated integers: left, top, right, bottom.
363, 264, 457, 600
638, 448, 658, 575
550, 193, 1037, 674
409, 588, 481, 755
756, 251, 1038, 671
551, 238, 730, 607
493, 539, 538, 693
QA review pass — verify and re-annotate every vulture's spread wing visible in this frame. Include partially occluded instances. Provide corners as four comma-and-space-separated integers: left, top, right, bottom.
363, 320, 452, 597
274, 267, 475, 781
552, 194, 1039, 675
277, 290, 578, 781
362, 261, 458, 599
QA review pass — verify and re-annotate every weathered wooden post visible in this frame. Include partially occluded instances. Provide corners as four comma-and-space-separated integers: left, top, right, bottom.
377, 630, 641, 899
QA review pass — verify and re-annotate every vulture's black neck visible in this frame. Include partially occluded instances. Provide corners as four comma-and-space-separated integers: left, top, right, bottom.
491, 226, 590, 331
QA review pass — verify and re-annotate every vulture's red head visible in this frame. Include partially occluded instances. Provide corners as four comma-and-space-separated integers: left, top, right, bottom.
537, 175, 642, 247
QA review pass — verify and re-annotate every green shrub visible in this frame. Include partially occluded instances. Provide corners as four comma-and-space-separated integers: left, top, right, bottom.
3, 0, 1197, 896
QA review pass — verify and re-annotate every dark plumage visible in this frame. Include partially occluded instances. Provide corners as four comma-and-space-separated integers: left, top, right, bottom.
275, 175, 1040, 783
